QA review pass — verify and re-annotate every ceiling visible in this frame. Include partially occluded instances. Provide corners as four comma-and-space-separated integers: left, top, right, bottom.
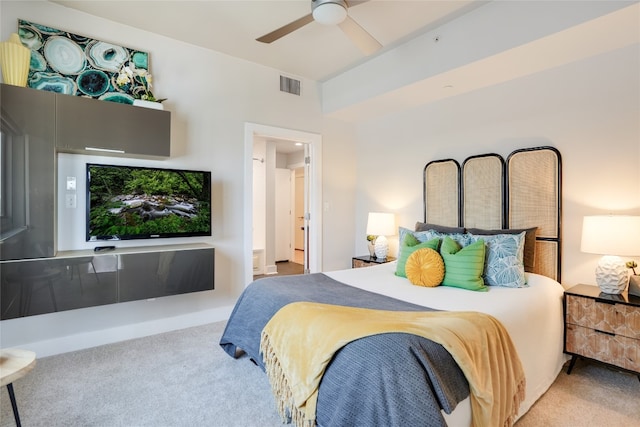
51, 0, 485, 82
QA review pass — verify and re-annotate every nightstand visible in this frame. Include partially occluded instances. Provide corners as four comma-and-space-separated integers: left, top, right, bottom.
352, 255, 396, 269
564, 284, 640, 377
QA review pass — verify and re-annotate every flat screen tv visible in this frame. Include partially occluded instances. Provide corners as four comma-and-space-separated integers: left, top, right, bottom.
86, 163, 211, 241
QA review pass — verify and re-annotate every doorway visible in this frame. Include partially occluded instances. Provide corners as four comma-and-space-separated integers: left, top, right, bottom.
244, 123, 322, 287
254, 139, 305, 278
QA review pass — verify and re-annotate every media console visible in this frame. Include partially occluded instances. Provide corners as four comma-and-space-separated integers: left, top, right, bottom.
0, 243, 214, 320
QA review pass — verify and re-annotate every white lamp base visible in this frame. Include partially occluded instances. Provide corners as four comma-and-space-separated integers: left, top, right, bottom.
374, 235, 389, 259
595, 255, 629, 294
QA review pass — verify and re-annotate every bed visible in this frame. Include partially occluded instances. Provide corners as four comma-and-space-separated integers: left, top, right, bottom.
220, 146, 566, 426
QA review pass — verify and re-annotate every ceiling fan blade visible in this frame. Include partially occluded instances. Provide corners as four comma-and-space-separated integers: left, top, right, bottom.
345, 0, 370, 7
256, 13, 315, 43
338, 15, 382, 56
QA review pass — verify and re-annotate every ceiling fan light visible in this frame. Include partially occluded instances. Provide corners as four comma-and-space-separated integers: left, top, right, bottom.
312, 1, 348, 26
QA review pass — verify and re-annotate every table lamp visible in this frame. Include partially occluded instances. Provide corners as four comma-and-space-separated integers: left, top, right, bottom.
366, 212, 395, 259
580, 215, 640, 294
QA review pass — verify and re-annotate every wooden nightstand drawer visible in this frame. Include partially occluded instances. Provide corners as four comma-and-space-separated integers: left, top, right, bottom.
351, 256, 396, 269
565, 294, 640, 339
566, 324, 639, 372
352, 259, 371, 268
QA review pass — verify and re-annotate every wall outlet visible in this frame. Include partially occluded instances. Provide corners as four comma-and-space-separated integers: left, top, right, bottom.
65, 194, 76, 209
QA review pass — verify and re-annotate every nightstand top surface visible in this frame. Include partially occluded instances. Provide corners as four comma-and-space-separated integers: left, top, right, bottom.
565, 284, 640, 308
352, 255, 396, 264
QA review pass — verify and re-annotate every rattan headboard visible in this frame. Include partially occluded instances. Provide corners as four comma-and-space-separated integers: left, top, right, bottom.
423, 146, 562, 281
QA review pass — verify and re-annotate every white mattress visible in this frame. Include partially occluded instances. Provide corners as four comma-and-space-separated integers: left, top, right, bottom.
325, 261, 568, 425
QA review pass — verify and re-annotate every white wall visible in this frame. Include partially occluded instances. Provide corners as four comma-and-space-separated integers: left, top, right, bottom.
318, 119, 359, 272
0, 1, 347, 355
325, 1, 640, 281
351, 42, 640, 287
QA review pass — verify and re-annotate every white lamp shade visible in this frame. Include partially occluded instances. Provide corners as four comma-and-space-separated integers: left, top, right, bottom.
581, 215, 640, 256
366, 212, 396, 237
312, 1, 348, 25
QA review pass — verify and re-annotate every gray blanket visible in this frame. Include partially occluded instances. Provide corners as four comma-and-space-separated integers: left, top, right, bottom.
219, 273, 469, 427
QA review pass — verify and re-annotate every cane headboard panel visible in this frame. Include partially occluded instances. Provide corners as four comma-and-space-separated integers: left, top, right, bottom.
508, 147, 562, 280
462, 154, 505, 230
423, 146, 562, 281
423, 159, 460, 228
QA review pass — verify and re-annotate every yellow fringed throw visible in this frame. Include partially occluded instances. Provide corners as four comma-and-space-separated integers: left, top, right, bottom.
260, 302, 525, 427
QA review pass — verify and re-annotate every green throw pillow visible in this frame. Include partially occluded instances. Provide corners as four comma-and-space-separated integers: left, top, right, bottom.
395, 236, 439, 278
402, 232, 420, 247
440, 236, 487, 292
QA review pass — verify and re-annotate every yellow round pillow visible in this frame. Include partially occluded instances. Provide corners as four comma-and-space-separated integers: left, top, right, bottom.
405, 248, 445, 287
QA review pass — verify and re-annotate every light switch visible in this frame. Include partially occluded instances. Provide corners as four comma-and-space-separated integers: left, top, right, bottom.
66, 176, 76, 191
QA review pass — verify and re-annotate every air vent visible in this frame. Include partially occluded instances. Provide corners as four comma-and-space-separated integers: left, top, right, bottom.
280, 75, 301, 96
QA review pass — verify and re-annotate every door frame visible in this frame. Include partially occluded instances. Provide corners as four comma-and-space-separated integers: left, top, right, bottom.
243, 123, 322, 286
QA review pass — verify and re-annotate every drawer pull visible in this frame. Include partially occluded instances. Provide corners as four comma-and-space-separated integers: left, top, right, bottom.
595, 329, 615, 337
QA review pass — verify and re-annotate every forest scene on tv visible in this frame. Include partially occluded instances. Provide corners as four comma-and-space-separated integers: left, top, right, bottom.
88, 165, 211, 239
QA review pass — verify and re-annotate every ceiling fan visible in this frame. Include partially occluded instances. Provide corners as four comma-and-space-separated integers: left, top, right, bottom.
256, 0, 382, 56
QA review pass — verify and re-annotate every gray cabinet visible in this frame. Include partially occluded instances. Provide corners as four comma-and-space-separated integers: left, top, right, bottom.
119, 248, 214, 302
0, 245, 214, 320
56, 94, 170, 158
0, 84, 56, 261
0, 255, 118, 318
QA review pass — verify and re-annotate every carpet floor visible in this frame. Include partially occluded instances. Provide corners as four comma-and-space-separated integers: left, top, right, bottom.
1, 321, 638, 427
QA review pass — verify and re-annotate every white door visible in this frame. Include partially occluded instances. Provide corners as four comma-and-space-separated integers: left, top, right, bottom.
295, 169, 305, 251
275, 168, 292, 262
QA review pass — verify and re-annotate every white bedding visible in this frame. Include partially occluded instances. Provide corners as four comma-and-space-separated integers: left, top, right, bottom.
325, 261, 568, 425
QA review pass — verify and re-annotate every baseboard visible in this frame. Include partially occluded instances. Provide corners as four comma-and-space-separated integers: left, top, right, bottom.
265, 264, 278, 275
15, 304, 234, 358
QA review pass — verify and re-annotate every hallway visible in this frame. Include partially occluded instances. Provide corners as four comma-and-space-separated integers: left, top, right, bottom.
253, 250, 304, 280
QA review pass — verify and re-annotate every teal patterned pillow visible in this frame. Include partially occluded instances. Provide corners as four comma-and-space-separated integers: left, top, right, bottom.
397, 226, 473, 257
419, 229, 474, 248
469, 231, 526, 288
398, 227, 435, 249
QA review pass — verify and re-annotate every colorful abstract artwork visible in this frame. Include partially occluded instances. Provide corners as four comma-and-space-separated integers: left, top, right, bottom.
18, 19, 149, 104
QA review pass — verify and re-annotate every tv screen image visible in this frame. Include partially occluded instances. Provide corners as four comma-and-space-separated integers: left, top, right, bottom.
86, 163, 211, 241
